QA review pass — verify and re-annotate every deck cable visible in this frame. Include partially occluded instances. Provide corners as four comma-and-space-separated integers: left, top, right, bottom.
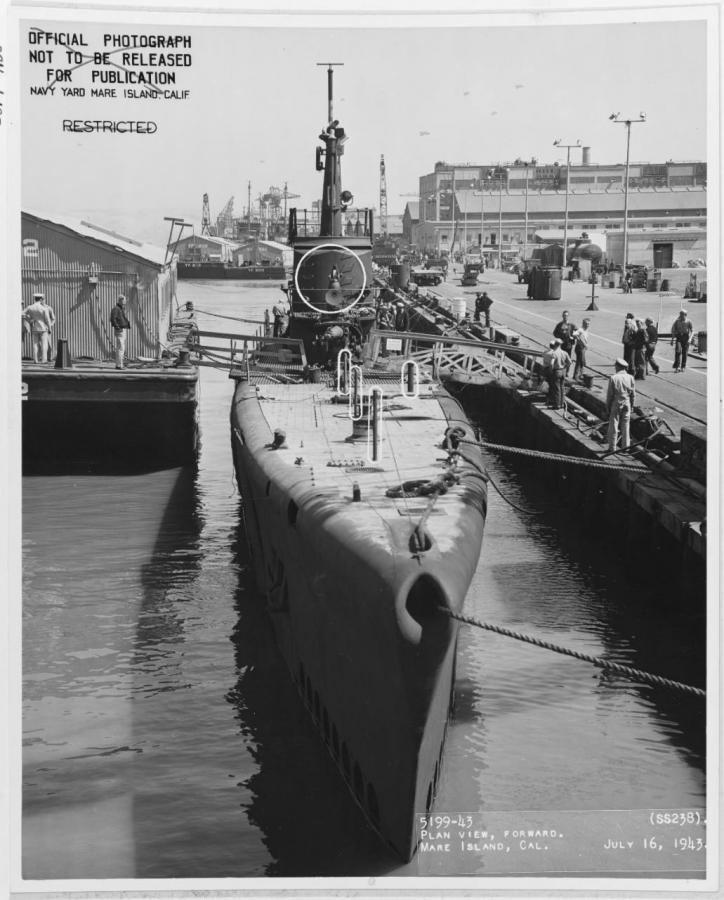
438, 608, 705, 698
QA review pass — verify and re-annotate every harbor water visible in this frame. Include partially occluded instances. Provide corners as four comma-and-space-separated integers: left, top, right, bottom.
21, 281, 706, 880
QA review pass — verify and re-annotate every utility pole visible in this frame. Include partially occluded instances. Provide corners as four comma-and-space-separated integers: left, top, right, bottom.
497, 167, 509, 271
379, 155, 388, 236
553, 139, 581, 273
463, 191, 468, 255
450, 168, 456, 257
473, 170, 491, 263
523, 164, 530, 262
609, 112, 646, 272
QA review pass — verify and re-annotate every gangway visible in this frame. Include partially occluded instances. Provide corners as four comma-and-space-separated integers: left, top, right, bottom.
188, 327, 308, 383
183, 325, 545, 387
368, 329, 545, 384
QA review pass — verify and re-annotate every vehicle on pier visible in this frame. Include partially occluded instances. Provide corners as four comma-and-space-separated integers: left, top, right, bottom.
229, 64, 487, 861
461, 261, 482, 286
410, 266, 444, 287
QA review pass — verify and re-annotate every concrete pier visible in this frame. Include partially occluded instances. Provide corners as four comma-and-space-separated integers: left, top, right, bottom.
463, 380, 705, 600
397, 264, 708, 598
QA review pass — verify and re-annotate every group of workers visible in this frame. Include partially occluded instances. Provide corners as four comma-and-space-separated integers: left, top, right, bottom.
22, 293, 132, 369
542, 307, 697, 455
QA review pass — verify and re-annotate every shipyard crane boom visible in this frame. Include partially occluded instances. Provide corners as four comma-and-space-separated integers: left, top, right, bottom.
216, 196, 235, 238
379, 154, 388, 236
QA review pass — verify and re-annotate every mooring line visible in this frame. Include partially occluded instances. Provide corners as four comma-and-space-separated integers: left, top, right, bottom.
460, 437, 645, 471
440, 608, 705, 697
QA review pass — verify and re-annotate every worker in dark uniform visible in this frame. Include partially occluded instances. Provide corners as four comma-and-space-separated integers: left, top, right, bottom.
553, 310, 577, 357
671, 309, 693, 372
644, 317, 660, 374
621, 312, 636, 374
632, 319, 649, 380
272, 299, 289, 337
110, 295, 131, 369
474, 292, 493, 328
394, 302, 410, 332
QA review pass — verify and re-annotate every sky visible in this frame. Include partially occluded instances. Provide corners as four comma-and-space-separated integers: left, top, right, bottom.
15, 9, 710, 247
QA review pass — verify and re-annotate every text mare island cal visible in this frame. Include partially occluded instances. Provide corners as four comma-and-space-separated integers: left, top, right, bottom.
28, 28, 192, 102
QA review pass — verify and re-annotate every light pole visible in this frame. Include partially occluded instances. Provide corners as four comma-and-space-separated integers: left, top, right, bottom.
425, 193, 435, 254
473, 170, 492, 264
553, 139, 581, 273
450, 169, 456, 258
609, 112, 646, 272
463, 190, 468, 256
523, 162, 530, 262
497, 167, 509, 271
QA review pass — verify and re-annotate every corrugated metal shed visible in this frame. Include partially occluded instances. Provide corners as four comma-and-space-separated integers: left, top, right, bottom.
22, 211, 176, 362
25, 210, 168, 265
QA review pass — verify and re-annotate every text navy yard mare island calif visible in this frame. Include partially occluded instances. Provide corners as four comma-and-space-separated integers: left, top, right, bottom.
229, 64, 489, 861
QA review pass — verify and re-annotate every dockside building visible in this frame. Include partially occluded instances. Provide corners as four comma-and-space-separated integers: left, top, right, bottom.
411, 157, 707, 267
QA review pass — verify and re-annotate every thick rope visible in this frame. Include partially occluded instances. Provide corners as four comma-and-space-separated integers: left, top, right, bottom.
189, 306, 266, 325
441, 608, 705, 698
460, 437, 646, 471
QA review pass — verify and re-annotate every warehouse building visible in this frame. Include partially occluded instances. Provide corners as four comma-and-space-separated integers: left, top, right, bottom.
413, 157, 707, 264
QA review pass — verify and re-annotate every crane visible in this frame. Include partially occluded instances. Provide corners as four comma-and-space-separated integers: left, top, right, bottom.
379, 155, 388, 236
201, 193, 212, 236
216, 196, 235, 238
281, 181, 301, 223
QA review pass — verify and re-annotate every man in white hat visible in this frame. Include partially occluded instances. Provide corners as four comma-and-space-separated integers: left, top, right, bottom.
542, 338, 570, 409
606, 357, 636, 453
22, 293, 55, 363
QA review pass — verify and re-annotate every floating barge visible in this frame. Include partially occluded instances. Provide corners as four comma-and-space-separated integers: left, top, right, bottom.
22, 360, 198, 470
177, 261, 286, 280
21, 212, 199, 469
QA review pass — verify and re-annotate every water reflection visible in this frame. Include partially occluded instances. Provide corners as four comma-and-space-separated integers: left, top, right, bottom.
226, 511, 402, 876
484, 447, 706, 767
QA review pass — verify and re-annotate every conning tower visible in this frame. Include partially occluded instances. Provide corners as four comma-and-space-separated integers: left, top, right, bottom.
287, 63, 374, 317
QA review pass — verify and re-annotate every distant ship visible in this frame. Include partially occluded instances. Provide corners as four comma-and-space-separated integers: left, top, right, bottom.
177, 261, 286, 280
229, 64, 488, 860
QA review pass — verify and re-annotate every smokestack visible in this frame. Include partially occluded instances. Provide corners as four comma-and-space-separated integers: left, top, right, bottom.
582, 146, 591, 166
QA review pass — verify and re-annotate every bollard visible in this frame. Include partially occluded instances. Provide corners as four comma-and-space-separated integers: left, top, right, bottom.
54, 339, 72, 369
176, 348, 192, 367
